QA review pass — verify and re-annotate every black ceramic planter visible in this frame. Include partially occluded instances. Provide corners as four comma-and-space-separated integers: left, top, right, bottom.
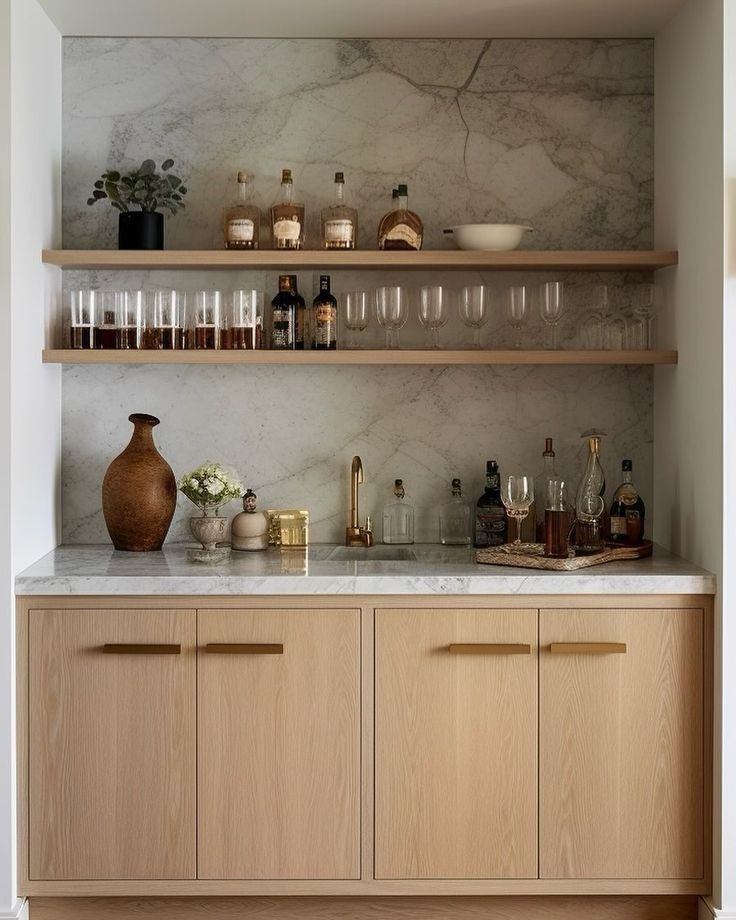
118, 211, 164, 250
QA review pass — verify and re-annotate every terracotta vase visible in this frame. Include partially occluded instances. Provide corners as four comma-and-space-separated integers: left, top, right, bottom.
102, 413, 177, 551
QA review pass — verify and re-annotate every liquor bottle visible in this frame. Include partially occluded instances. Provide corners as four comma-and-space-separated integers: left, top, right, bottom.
377, 183, 423, 251
439, 478, 471, 545
270, 168, 305, 250
270, 274, 298, 350
533, 437, 560, 539
291, 275, 308, 350
474, 460, 507, 547
382, 479, 414, 544
609, 459, 646, 545
321, 172, 357, 250
223, 171, 260, 250
574, 430, 608, 550
312, 275, 337, 350
376, 187, 398, 248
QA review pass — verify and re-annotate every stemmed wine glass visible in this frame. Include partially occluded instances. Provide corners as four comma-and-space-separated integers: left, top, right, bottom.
501, 474, 534, 545
540, 281, 564, 349
632, 282, 658, 348
459, 285, 489, 348
375, 286, 408, 350
344, 291, 370, 348
418, 285, 448, 349
506, 285, 528, 349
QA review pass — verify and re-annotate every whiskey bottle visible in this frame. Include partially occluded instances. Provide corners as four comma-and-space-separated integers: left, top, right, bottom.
474, 460, 507, 547
439, 478, 471, 545
270, 274, 297, 350
291, 275, 308, 350
312, 275, 337, 350
321, 172, 357, 249
377, 183, 423, 251
382, 479, 415, 544
270, 168, 305, 250
376, 187, 398, 248
223, 171, 260, 249
609, 459, 646, 545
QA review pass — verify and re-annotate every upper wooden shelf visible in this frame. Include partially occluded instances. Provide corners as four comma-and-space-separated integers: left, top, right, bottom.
41, 249, 679, 272
42, 349, 678, 366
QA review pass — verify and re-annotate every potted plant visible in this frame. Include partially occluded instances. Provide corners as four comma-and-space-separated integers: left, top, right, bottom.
87, 158, 188, 250
178, 462, 243, 561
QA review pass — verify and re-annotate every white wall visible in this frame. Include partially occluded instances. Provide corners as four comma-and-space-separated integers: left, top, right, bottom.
3, 0, 62, 912
654, 0, 727, 910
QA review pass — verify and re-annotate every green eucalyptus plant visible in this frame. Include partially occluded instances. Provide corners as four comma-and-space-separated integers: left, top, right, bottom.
87, 158, 188, 215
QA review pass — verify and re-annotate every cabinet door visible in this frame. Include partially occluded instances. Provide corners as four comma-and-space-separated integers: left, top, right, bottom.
29, 607, 196, 880
540, 608, 704, 879
198, 608, 360, 879
375, 608, 538, 879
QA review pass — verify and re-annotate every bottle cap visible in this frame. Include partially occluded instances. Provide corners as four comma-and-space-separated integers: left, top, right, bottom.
397, 183, 408, 195
394, 479, 405, 500
243, 488, 257, 511
335, 171, 344, 182
237, 170, 248, 183
452, 477, 461, 489
622, 459, 633, 471
391, 188, 399, 199
281, 168, 293, 183
544, 437, 555, 456
278, 274, 292, 290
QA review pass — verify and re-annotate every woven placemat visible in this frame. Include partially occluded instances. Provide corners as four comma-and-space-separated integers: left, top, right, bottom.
475, 541, 653, 570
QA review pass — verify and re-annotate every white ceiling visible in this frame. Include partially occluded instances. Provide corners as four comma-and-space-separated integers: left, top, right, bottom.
37, 0, 688, 39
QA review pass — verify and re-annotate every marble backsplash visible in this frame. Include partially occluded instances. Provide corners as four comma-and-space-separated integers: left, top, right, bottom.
60, 37, 655, 544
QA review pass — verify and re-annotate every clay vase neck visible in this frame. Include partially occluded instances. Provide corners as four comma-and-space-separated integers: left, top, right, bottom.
125, 413, 160, 453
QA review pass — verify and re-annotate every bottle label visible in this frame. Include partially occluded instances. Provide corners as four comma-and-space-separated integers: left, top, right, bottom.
475, 509, 506, 546
324, 219, 353, 243
610, 515, 627, 535
385, 222, 420, 249
273, 218, 301, 242
271, 308, 293, 349
316, 305, 334, 323
227, 218, 254, 242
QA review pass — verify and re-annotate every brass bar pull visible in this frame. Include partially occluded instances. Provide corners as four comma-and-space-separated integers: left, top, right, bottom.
102, 643, 181, 655
448, 643, 531, 655
205, 643, 284, 655
550, 642, 627, 655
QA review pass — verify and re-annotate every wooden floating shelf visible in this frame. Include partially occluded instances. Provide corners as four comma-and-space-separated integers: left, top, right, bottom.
42, 349, 678, 366
41, 249, 678, 272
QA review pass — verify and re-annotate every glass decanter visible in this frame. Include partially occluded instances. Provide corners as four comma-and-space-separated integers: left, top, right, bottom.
382, 479, 414, 544
439, 478, 471, 545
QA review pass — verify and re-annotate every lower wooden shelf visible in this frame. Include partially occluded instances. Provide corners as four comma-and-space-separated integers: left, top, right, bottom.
42, 349, 678, 366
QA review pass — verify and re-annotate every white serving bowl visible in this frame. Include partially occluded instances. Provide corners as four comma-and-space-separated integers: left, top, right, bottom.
443, 223, 533, 251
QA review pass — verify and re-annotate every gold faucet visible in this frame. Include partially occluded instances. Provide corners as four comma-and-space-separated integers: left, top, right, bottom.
345, 455, 374, 547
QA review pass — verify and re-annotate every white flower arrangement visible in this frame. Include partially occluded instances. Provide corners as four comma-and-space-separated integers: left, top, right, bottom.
178, 462, 243, 514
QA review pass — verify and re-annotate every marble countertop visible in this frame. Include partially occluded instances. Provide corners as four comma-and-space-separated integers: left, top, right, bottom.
14, 543, 716, 596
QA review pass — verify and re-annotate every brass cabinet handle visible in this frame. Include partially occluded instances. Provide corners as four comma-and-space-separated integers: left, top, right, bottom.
448, 643, 531, 655
205, 643, 284, 655
550, 642, 627, 655
102, 643, 181, 655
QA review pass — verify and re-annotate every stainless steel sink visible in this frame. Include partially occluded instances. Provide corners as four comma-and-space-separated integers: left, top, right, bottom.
327, 546, 417, 562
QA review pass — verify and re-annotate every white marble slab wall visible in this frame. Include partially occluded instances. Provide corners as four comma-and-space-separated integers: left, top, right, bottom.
60, 38, 654, 544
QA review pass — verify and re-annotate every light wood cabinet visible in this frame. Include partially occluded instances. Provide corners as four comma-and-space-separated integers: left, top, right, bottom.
28, 607, 196, 880
375, 607, 538, 879
539, 608, 704, 880
197, 608, 361, 880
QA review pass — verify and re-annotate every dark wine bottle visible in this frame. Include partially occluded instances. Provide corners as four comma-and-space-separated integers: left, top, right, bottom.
270, 274, 297, 350
312, 275, 337, 350
474, 460, 507, 548
609, 459, 646, 545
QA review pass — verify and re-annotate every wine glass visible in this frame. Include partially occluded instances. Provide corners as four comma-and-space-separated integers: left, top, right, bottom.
418, 285, 448, 349
459, 285, 489, 348
506, 285, 528, 349
632, 282, 658, 348
540, 281, 564, 349
375, 286, 408, 350
344, 291, 370, 349
501, 474, 534, 545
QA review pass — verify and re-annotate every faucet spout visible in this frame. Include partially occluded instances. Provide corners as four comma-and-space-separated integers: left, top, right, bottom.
346, 455, 372, 547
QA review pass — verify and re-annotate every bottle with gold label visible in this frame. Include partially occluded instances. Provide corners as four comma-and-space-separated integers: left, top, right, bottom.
312, 275, 337, 350
223, 171, 260, 249
321, 172, 357, 249
270, 168, 305, 250
377, 183, 423, 251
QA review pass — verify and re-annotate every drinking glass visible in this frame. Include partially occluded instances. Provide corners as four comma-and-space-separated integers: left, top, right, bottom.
148, 289, 185, 350
501, 474, 534, 545
375, 286, 408, 350
418, 285, 448, 349
69, 289, 96, 349
117, 290, 144, 350
573, 493, 605, 555
344, 291, 370, 348
194, 290, 223, 350
227, 289, 262, 350
95, 290, 121, 350
459, 285, 489, 348
540, 281, 564, 349
603, 312, 627, 350
506, 285, 528, 349
632, 282, 658, 348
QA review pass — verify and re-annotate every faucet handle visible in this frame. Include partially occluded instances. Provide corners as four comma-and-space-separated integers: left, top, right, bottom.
361, 516, 374, 548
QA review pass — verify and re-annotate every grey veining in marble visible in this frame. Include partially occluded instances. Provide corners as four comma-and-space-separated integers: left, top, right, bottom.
15, 544, 715, 596
60, 38, 655, 546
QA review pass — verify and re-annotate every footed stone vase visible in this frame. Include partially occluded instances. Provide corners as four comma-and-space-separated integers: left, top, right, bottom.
102, 413, 176, 552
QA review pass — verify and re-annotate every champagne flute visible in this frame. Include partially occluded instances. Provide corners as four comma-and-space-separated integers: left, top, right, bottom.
506, 285, 528, 349
459, 285, 489, 348
375, 285, 408, 350
418, 285, 448, 349
344, 290, 370, 349
501, 474, 534, 545
539, 281, 564, 349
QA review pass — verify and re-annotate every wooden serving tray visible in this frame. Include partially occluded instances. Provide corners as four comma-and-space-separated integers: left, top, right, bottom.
475, 540, 653, 570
